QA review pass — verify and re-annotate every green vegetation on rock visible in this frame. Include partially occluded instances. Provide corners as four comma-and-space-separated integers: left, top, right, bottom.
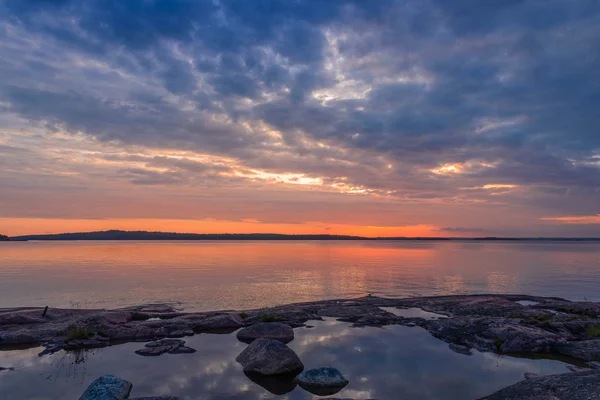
259, 314, 287, 322
66, 326, 94, 341
587, 325, 600, 337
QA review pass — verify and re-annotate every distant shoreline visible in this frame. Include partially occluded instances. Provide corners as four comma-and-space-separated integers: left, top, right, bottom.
6, 230, 600, 241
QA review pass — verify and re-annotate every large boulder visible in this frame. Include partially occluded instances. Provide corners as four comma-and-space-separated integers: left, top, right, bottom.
79, 375, 133, 400
236, 338, 304, 375
236, 323, 294, 344
295, 367, 349, 396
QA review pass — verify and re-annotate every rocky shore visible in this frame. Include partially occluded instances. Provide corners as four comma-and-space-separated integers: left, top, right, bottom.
2, 293, 600, 399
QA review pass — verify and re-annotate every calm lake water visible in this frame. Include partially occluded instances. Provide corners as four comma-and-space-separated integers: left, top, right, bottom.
1, 240, 599, 399
0, 318, 578, 400
1, 240, 600, 310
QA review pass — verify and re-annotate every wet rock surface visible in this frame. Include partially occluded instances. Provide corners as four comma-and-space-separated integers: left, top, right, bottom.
479, 369, 600, 400
236, 322, 294, 344
236, 338, 304, 375
2, 294, 600, 363
79, 374, 133, 400
135, 339, 196, 356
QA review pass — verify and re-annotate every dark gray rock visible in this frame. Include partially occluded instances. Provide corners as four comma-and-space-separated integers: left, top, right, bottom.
523, 372, 541, 380
236, 323, 294, 344
555, 339, 600, 361
0, 366, 15, 371
295, 367, 349, 396
236, 338, 304, 375
79, 375, 133, 400
135, 339, 195, 356
193, 314, 243, 332
169, 345, 196, 354
166, 329, 193, 338
478, 370, 600, 399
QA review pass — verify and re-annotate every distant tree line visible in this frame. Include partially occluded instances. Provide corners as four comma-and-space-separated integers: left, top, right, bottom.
0, 234, 9, 241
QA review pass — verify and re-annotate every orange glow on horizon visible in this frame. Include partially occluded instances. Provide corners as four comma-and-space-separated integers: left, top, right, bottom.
0, 217, 459, 238
540, 214, 600, 224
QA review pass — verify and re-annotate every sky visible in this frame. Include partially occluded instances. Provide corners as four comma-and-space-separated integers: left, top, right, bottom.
0, 0, 599, 237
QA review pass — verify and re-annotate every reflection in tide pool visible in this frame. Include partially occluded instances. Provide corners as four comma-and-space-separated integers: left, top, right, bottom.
1, 240, 600, 310
0, 319, 574, 399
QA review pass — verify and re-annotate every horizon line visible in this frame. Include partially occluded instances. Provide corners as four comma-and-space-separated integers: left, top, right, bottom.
6, 230, 600, 241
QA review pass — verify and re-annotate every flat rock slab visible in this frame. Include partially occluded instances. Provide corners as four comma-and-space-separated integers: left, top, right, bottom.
135, 339, 195, 356
479, 370, 600, 400
193, 314, 243, 331
296, 367, 349, 396
79, 375, 133, 400
555, 339, 600, 361
236, 338, 304, 376
236, 322, 294, 344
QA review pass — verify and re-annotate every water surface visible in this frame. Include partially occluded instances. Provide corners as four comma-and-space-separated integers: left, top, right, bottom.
1, 240, 599, 311
0, 319, 576, 400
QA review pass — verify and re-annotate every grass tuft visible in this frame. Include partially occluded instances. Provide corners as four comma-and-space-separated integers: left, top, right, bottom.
586, 325, 600, 337
494, 337, 504, 352
239, 312, 248, 319
66, 327, 93, 341
259, 314, 286, 322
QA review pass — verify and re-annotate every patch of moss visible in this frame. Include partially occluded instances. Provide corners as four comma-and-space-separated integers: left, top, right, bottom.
239, 312, 248, 319
524, 314, 553, 325
586, 325, 600, 337
259, 314, 286, 322
66, 327, 93, 341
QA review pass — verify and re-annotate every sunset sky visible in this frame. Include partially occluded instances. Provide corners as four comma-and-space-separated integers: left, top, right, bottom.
1, 0, 599, 237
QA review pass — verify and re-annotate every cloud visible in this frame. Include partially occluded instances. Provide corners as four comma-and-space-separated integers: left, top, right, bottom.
541, 215, 600, 225
438, 227, 491, 234
0, 0, 599, 235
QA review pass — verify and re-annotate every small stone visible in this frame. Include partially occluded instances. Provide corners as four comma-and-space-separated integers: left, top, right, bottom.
169, 346, 196, 354
236, 338, 304, 375
144, 339, 185, 348
295, 367, 349, 396
449, 343, 473, 356
0, 367, 15, 371
135, 346, 173, 356
236, 322, 294, 344
79, 375, 133, 400
523, 372, 541, 380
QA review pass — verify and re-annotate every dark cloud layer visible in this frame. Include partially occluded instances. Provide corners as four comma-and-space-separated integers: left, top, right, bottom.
0, 0, 599, 230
